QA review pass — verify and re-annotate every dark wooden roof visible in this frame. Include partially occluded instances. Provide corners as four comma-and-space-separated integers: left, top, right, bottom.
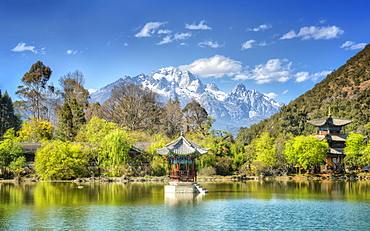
131, 142, 152, 153
19, 142, 152, 154
307, 116, 352, 127
19, 143, 42, 154
156, 135, 209, 156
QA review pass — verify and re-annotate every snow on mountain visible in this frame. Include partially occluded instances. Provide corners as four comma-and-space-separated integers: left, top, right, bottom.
90, 67, 283, 132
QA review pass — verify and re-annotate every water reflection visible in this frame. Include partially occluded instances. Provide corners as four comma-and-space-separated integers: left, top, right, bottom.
1, 180, 370, 230
164, 192, 205, 206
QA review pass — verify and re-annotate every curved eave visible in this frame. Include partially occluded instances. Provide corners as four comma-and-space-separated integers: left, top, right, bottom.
156, 147, 209, 156
308, 117, 353, 127
156, 135, 209, 156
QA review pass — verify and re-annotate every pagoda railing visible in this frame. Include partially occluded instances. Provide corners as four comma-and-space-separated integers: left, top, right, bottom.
169, 170, 195, 182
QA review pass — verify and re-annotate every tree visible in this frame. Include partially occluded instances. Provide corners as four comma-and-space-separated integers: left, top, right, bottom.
59, 70, 89, 109
273, 133, 291, 169
85, 102, 101, 123
55, 99, 86, 141
99, 129, 134, 177
146, 134, 171, 176
161, 98, 183, 138
9, 156, 27, 178
247, 132, 277, 174
101, 82, 162, 132
18, 118, 53, 142
0, 90, 21, 137
284, 135, 328, 171
15, 61, 54, 121
35, 140, 90, 180
0, 128, 24, 177
344, 133, 366, 167
77, 116, 118, 145
182, 100, 211, 135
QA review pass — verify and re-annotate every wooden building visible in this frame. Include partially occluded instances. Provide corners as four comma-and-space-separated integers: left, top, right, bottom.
156, 134, 209, 182
307, 115, 352, 172
19, 142, 151, 168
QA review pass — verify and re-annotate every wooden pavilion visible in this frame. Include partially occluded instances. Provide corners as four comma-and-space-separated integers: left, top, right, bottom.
307, 114, 352, 172
157, 134, 209, 193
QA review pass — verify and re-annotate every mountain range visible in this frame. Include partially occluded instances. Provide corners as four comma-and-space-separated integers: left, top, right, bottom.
90, 67, 283, 132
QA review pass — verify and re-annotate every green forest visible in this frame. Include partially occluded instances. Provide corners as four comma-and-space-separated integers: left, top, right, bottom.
1, 44, 370, 180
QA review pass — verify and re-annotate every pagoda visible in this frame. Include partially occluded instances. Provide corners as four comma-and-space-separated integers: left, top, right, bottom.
157, 134, 209, 193
307, 114, 352, 172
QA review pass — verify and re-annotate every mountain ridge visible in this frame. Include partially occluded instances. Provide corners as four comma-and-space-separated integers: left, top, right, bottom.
236, 43, 370, 144
90, 67, 283, 132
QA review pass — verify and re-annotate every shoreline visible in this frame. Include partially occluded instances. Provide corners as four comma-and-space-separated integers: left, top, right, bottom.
2, 173, 370, 183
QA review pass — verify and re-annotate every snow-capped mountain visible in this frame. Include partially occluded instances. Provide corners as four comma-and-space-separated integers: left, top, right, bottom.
90, 67, 283, 132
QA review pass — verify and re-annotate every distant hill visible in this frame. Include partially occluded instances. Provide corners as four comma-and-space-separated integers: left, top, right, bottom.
237, 44, 370, 144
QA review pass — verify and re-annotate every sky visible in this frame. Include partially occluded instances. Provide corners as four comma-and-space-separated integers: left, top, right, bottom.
0, 0, 369, 105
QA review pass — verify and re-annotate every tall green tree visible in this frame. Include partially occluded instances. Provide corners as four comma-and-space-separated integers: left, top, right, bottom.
99, 129, 134, 177
284, 135, 328, 171
15, 61, 54, 121
0, 128, 24, 177
344, 133, 366, 167
55, 99, 86, 141
35, 140, 90, 180
76, 116, 119, 166
0, 90, 21, 137
78, 116, 118, 145
247, 132, 277, 174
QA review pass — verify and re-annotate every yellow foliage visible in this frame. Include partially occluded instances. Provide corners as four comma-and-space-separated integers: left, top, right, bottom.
17, 117, 53, 142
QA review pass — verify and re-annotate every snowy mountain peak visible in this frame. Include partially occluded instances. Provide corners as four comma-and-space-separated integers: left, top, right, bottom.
230, 83, 247, 94
206, 83, 220, 91
90, 67, 283, 132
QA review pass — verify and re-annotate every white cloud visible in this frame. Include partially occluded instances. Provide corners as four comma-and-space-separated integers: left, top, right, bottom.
265, 92, 278, 99
179, 55, 242, 78
294, 70, 331, 82
280, 26, 344, 40
234, 59, 292, 84
135, 21, 167, 38
157, 35, 173, 45
180, 56, 330, 85
174, 32, 192, 40
66, 50, 77, 55
340, 41, 367, 50
198, 40, 222, 48
241, 40, 256, 50
11, 42, 37, 53
158, 29, 172, 34
185, 20, 212, 30
248, 23, 272, 32
157, 32, 192, 45
280, 30, 297, 40
282, 90, 289, 95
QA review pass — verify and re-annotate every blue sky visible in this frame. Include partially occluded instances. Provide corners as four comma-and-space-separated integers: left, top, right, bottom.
0, 0, 369, 104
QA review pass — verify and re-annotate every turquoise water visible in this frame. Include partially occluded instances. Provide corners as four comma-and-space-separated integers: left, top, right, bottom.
1, 181, 370, 230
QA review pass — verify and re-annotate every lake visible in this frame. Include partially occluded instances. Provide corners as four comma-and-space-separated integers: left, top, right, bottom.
1, 180, 370, 230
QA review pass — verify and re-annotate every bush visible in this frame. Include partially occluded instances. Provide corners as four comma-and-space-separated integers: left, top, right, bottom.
198, 166, 216, 176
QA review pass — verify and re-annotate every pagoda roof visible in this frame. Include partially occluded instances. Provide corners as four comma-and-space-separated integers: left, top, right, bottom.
156, 135, 209, 156
315, 134, 347, 142
329, 147, 344, 155
307, 116, 352, 127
